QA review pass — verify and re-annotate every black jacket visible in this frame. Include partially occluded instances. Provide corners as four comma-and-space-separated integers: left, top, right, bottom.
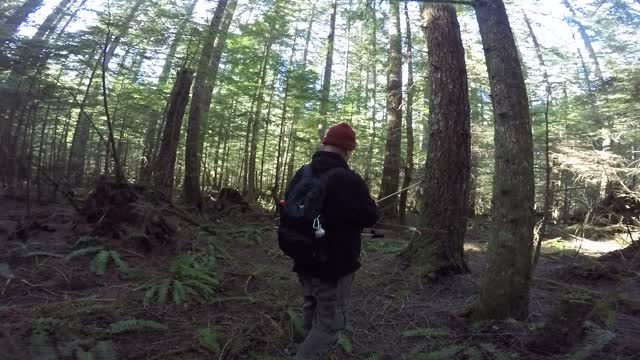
285, 151, 379, 280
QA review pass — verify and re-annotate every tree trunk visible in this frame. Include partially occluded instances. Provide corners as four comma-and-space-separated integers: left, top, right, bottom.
152, 69, 194, 199
183, 0, 229, 205
103, 0, 145, 66
561, 0, 603, 83
139, 0, 198, 183
363, 0, 377, 187
274, 35, 298, 202
54, 0, 88, 41
400, 3, 470, 278
246, 37, 273, 201
473, 0, 535, 321
318, 0, 337, 142
378, 0, 403, 220
399, 2, 415, 224
67, 58, 100, 186
32, 0, 73, 40
0, 0, 44, 44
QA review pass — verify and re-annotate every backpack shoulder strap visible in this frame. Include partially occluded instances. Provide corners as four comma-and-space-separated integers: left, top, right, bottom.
317, 166, 346, 185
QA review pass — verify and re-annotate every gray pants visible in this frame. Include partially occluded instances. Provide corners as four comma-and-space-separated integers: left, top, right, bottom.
294, 273, 355, 360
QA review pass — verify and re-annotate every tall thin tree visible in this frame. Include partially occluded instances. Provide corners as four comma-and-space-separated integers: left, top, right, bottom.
378, 0, 403, 220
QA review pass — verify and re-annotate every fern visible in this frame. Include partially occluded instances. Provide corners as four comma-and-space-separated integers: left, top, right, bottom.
365, 354, 381, 360
66, 246, 104, 261
144, 252, 219, 306
402, 327, 449, 338
197, 327, 220, 353
109, 319, 168, 334
90, 250, 111, 276
172, 279, 187, 305
287, 309, 305, 339
417, 345, 464, 360
108, 251, 130, 276
338, 332, 353, 353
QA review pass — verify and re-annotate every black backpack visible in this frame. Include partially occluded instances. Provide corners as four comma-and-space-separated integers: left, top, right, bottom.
278, 165, 343, 264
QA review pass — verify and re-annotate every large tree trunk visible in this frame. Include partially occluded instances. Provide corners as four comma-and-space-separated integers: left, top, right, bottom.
67, 59, 100, 186
378, 0, 403, 220
183, 0, 229, 205
0, 0, 44, 45
400, 4, 470, 278
139, 0, 198, 183
318, 0, 337, 142
399, 2, 415, 224
152, 69, 194, 199
561, 0, 603, 83
473, 0, 535, 321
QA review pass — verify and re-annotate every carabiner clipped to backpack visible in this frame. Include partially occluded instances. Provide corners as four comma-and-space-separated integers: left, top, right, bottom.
313, 216, 326, 239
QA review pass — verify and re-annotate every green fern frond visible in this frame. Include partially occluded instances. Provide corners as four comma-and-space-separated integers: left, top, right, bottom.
66, 246, 104, 261
338, 332, 352, 353
64, 304, 112, 317
109, 319, 168, 334
402, 327, 449, 338
287, 309, 305, 339
172, 280, 187, 305
197, 327, 220, 353
90, 250, 111, 276
143, 286, 157, 307
418, 344, 464, 360
365, 354, 381, 360
156, 278, 171, 305
108, 251, 130, 276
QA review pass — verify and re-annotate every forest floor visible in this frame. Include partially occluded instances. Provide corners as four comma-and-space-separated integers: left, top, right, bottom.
1, 194, 640, 360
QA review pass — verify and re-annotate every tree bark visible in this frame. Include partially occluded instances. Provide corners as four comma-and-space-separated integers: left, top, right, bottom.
400, 3, 470, 278
103, 0, 145, 66
378, 0, 403, 220
140, 0, 198, 183
183, 0, 229, 205
67, 58, 100, 186
153, 69, 194, 199
561, 0, 603, 83
399, 2, 415, 224
0, 0, 44, 45
246, 38, 273, 201
318, 0, 337, 142
33, 0, 73, 41
473, 0, 535, 321
363, 0, 377, 187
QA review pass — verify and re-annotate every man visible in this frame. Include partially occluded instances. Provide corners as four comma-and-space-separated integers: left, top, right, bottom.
282, 122, 379, 359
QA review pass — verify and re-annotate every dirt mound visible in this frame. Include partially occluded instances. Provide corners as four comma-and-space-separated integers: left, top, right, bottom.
82, 179, 176, 252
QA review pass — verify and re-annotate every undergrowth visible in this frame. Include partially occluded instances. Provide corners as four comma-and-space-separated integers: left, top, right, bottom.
144, 249, 219, 306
